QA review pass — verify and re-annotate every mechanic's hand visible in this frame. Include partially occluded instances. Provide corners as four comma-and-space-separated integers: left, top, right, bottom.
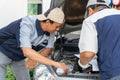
78, 59, 91, 70
25, 59, 37, 69
78, 59, 92, 73
55, 62, 68, 74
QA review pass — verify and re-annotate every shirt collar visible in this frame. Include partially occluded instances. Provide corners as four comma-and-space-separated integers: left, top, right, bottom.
35, 19, 50, 36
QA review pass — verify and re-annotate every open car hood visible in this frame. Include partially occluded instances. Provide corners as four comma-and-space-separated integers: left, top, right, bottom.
50, 0, 88, 34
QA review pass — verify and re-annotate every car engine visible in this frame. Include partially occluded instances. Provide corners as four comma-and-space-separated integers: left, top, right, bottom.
51, 33, 98, 75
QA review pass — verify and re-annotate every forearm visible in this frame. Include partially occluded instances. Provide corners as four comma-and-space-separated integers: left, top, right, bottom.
22, 47, 59, 67
39, 48, 53, 57
80, 51, 95, 65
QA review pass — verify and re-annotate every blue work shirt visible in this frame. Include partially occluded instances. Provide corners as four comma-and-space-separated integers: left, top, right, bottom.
79, 8, 120, 80
0, 16, 54, 61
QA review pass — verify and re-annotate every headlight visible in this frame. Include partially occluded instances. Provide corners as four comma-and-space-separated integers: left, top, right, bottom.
34, 64, 55, 80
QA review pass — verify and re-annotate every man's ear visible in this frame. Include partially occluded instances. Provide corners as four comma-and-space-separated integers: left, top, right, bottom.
88, 8, 94, 16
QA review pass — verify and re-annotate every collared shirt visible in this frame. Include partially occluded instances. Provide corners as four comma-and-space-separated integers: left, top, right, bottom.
0, 16, 54, 61
79, 8, 120, 79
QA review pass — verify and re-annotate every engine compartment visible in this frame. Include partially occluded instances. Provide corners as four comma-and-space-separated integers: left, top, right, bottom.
34, 31, 100, 80
52, 32, 100, 78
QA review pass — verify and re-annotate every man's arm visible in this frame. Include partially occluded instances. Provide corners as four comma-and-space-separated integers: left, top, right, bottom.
22, 47, 59, 67
78, 20, 98, 69
80, 51, 95, 65
78, 51, 96, 70
39, 48, 53, 57
22, 47, 68, 73
25, 48, 53, 68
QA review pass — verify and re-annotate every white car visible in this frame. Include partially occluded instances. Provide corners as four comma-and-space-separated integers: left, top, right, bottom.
34, 0, 100, 80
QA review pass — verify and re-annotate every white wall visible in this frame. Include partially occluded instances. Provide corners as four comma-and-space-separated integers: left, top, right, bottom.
0, 0, 27, 28
42, 0, 51, 14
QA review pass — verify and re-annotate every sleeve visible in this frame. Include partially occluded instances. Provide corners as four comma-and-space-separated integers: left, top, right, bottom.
45, 33, 55, 48
0, 27, 10, 44
19, 17, 33, 48
78, 20, 98, 53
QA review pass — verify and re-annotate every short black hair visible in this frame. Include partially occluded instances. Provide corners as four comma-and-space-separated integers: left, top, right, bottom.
41, 19, 54, 24
87, 4, 109, 10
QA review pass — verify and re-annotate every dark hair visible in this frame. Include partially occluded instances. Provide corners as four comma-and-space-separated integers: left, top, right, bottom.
87, 4, 109, 10
41, 19, 54, 24
86, 4, 109, 17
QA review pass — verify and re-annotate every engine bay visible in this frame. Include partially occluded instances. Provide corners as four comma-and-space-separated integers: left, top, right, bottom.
51, 32, 99, 78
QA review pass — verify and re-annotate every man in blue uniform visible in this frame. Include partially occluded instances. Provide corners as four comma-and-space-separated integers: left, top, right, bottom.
0, 7, 68, 80
78, 0, 120, 80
